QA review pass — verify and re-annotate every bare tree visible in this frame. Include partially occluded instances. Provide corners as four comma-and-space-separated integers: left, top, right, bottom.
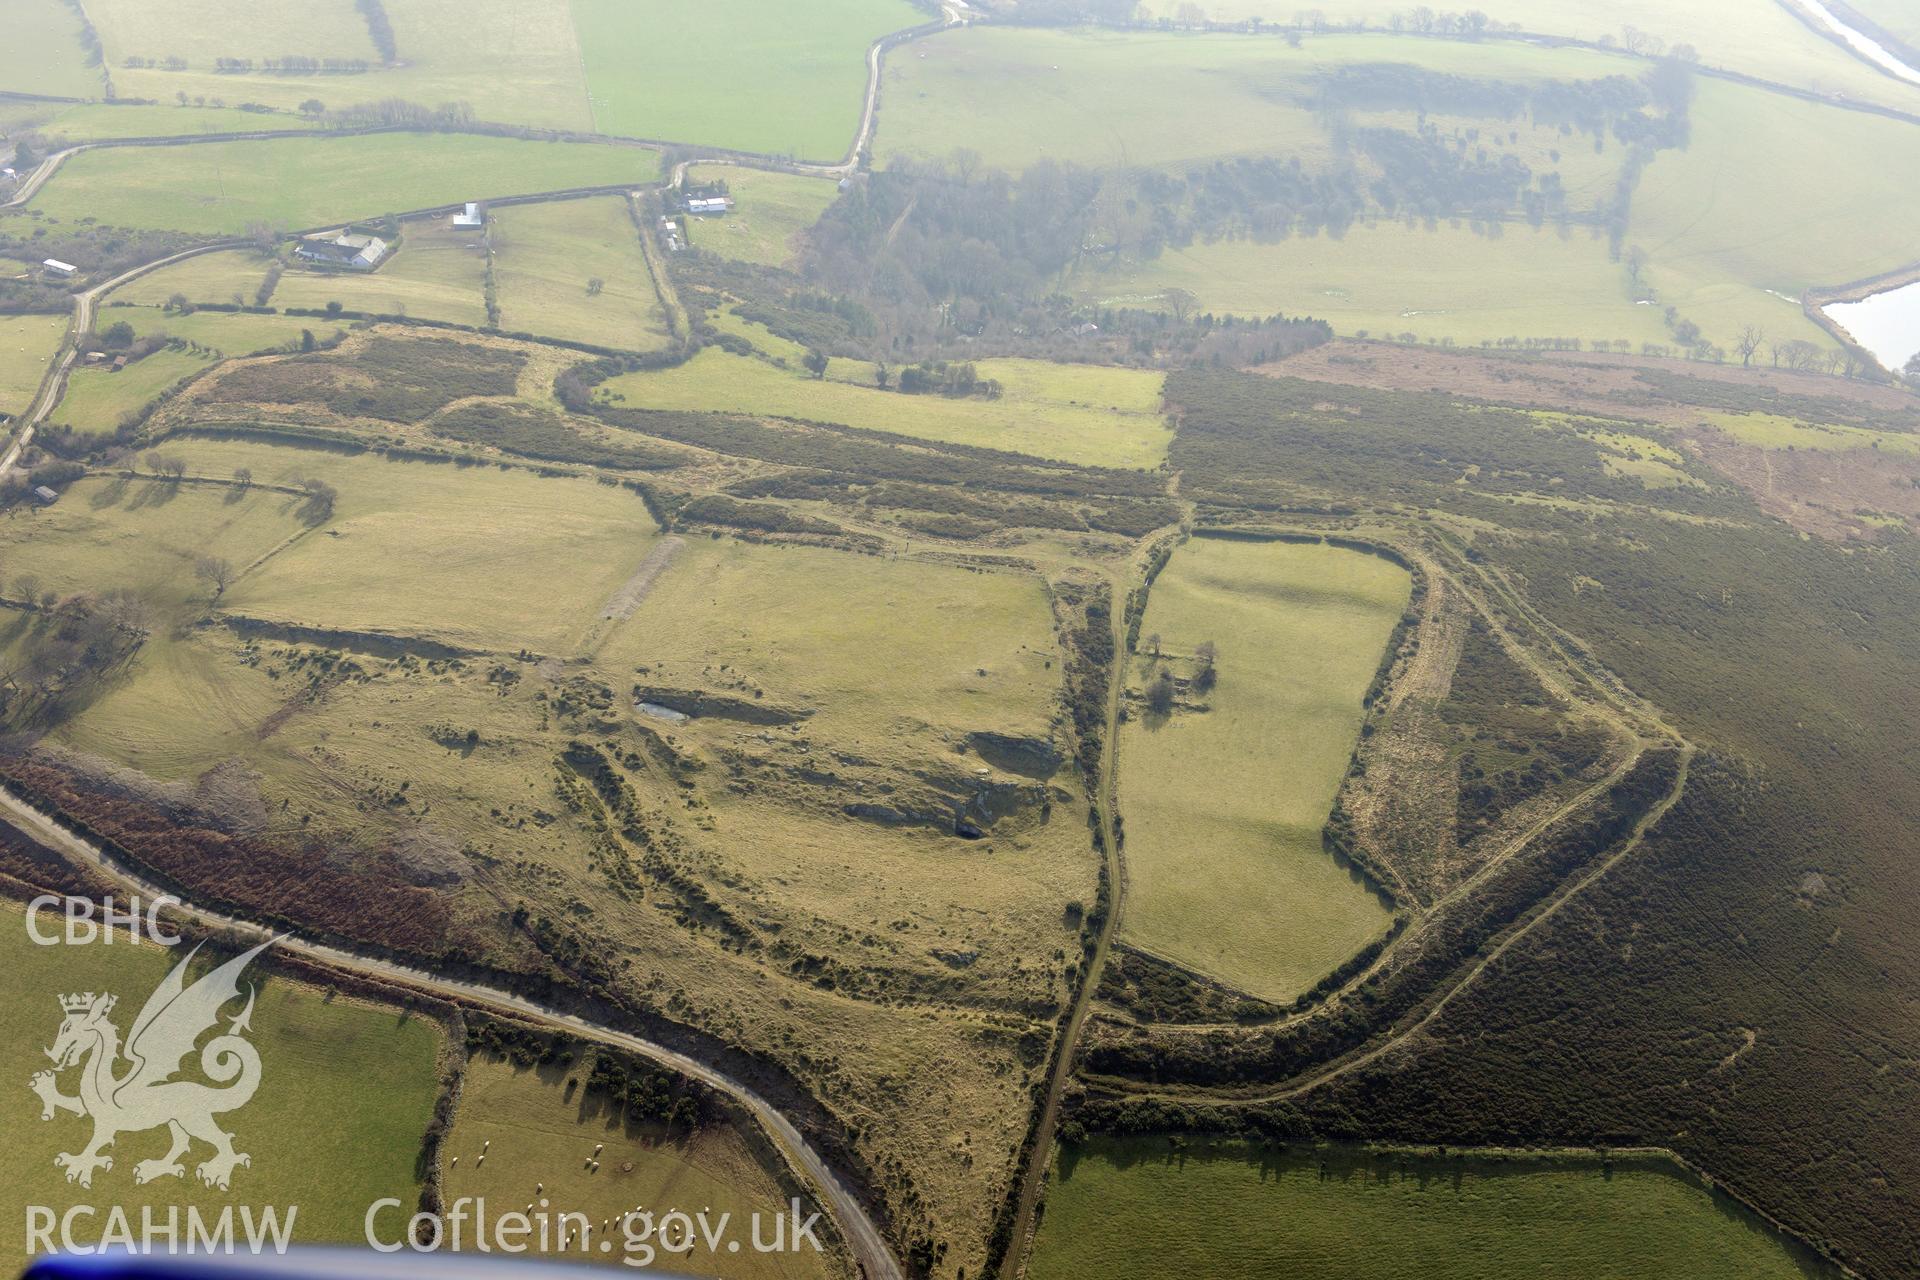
233, 466, 253, 489
1781, 339, 1822, 371
15, 574, 40, 606
1145, 631, 1162, 659
1163, 287, 1198, 324
295, 477, 337, 524
585, 277, 604, 297
1193, 639, 1219, 693
244, 220, 281, 256
1145, 669, 1176, 717
195, 556, 235, 599
1736, 325, 1764, 367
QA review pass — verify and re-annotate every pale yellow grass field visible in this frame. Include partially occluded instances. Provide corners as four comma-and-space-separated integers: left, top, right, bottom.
1119, 537, 1407, 1000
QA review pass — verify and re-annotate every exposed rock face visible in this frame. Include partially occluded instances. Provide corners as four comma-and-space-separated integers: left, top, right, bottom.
631, 684, 810, 725
966, 731, 1063, 778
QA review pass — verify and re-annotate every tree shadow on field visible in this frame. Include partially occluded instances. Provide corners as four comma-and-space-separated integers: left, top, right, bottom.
88, 474, 131, 510
125, 477, 182, 511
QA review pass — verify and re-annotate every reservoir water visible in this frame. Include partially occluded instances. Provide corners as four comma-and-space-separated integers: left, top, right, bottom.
1792, 0, 1920, 86
1823, 279, 1920, 373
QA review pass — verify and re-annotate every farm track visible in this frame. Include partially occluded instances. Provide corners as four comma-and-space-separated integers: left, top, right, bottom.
1, 240, 247, 478
0, 780, 903, 1280
998, 518, 1184, 1279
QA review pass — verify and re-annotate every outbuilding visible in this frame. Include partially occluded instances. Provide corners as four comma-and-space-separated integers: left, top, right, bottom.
451, 201, 485, 230
41, 259, 77, 277
32, 485, 59, 506
292, 232, 389, 270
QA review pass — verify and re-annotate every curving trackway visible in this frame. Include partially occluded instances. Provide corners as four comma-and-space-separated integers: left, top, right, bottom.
0, 780, 901, 1280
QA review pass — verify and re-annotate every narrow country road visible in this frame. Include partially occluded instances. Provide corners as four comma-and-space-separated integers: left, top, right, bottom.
0, 783, 902, 1280
0, 240, 246, 480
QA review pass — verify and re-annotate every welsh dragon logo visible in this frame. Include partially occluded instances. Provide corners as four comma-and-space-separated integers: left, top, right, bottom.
29, 938, 276, 1191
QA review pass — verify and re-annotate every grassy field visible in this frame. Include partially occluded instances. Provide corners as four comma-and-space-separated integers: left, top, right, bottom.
1138, 0, 1914, 111
1027, 1139, 1836, 1280
572, 0, 920, 159
29, 135, 660, 235
445, 1053, 842, 1278
98, 306, 347, 356
594, 536, 1062, 746
196, 443, 661, 654
1079, 221, 1675, 349
491, 196, 672, 350
112, 250, 276, 308
1702, 409, 1920, 454
876, 28, 1632, 171
50, 347, 213, 432
0, 102, 321, 144
0, 0, 102, 98
88, 0, 376, 65
1117, 537, 1406, 1000
0, 314, 69, 417
1851, 0, 1920, 48
594, 348, 1172, 468
92, 0, 597, 132
272, 216, 491, 327
1632, 77, 1920, 342
0, 899, 443, 1276
681, 166, 841, 268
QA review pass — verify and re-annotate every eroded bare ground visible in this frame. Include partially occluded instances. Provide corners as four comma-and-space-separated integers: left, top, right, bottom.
1264, 339, 1920, 423
1336, 566, 1468, 909
1681, 425, 1920, 541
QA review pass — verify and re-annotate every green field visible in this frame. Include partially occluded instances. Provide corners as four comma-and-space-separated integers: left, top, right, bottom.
1027, 1139, 1835, 1280
573, 0, 920, 159
681, 166, 840, 268
595, 348, 1171, 468
272, 216, 491, 327
112, 251, 277, 308
1851, 0, 1920, 49
0, 900, 443, 1276
491, 196, 672, 350
88, 0, 376, 66
0, 0, 102, 98
90, 0, 598, 132
0, 314, 69, 417
97, 306, 347, 356
0, 102, 321, 144
1632, 77, 1920, 341
1137, 0, 1914, 112
876, 28, 1632, 171
1080, 221, 1677, 349
1117, 537, 1406, 1000
1702, 410, 1920, 454
29, 135, 659, 235
51, 346, 213, 432
445, 1053, 841, 1278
